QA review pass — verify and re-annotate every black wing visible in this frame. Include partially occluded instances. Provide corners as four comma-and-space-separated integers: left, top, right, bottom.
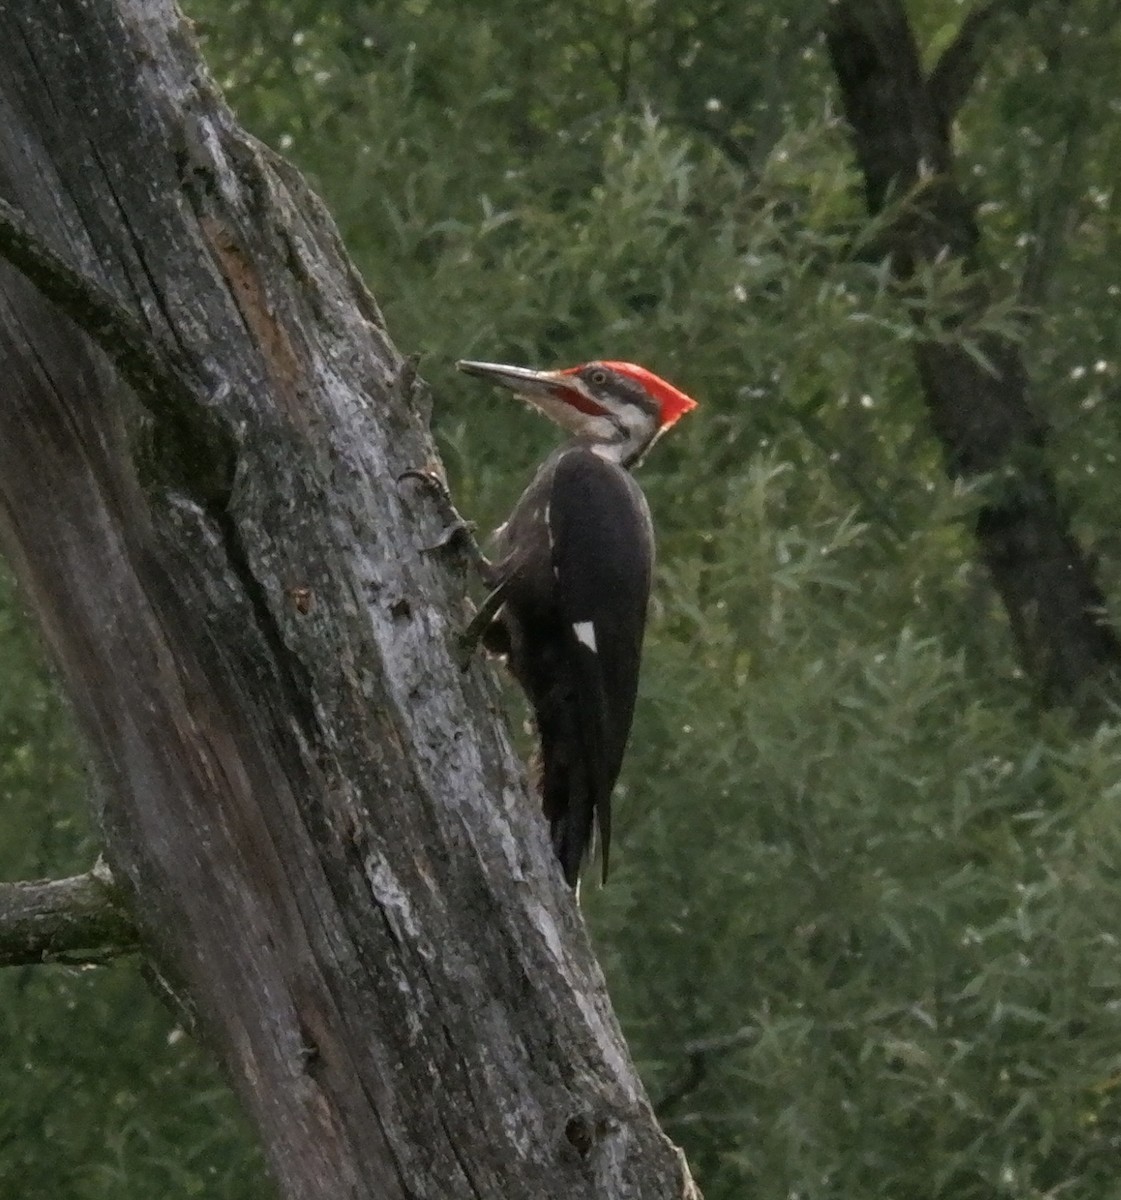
545, 449, 653, 884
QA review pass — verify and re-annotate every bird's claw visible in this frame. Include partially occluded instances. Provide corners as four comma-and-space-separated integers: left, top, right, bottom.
397, 467, 452, 506
425, 517, 478, 555
400, 468, 499, 661
398, 467, 485, 564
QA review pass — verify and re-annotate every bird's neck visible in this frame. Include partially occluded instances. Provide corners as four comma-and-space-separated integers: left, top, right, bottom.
575, 434, 648, 470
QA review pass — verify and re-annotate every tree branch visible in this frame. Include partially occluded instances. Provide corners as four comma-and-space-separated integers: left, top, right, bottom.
827, 0, 1121, 715
0, 864, 139, 967
654, 1027, 757, 1119
928, 0, 1039, 126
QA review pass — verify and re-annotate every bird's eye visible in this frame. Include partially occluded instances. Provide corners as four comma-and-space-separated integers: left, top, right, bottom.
588, 368, 609, 386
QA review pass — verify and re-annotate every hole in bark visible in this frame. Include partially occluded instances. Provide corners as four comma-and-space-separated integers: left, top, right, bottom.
390, 597, 412, 620
564, 1114, 594, 1158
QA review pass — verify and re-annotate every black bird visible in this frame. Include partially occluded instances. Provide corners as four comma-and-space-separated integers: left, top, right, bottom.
418, 358, 697, 886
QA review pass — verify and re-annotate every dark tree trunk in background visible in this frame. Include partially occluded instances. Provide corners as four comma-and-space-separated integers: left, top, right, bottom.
826, 0, 1121, 715
0, 2, 698, 1197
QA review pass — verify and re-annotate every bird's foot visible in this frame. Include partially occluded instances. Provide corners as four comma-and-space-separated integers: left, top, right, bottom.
424, 515, 479, 554
398, 468, 488, 571
399, 467, 506, 669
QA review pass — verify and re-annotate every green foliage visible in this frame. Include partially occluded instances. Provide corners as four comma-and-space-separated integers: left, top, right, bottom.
586, 462, 1121, 1197
6, 0, 1121, 1196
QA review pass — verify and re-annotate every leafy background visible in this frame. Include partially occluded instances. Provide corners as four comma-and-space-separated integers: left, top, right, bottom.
5, 1, 1121, 1196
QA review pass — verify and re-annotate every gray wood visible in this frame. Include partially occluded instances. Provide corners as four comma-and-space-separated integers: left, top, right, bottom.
0, 866, 137, 966
0, 2, 699, 1197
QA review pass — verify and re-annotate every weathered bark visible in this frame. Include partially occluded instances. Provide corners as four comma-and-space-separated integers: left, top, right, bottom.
826, 0, 1121, 713
0, 2, 699, 1198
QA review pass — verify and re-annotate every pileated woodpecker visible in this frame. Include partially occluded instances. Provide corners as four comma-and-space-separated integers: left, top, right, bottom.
411, 359, 697, 887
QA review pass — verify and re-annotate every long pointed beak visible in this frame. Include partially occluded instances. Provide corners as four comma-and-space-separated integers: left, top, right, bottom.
456, 359, 564, 398
456, 359, 606, 438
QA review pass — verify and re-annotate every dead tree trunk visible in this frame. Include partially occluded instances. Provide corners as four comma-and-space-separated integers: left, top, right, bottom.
0, 2, 699, 1197
826, 0, 1121, 715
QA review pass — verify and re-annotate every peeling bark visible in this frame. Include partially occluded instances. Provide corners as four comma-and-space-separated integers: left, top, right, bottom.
0, 2, 698, 1197
826, 0, 1121, 714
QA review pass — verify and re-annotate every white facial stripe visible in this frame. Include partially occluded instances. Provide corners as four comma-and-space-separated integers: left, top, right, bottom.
589, 390, 658, 461
598, 392, 656, 429
572, 621, 597, 652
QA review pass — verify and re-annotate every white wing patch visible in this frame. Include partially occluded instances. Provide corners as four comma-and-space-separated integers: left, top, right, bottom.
572, 621, 597, 652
